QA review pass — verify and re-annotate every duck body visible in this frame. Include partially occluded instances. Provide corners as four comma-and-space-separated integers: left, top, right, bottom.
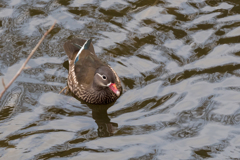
64, 38, 122, 104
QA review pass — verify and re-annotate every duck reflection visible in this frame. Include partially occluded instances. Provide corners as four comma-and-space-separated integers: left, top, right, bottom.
88, 104, 118, 137
64, 90, 119, 137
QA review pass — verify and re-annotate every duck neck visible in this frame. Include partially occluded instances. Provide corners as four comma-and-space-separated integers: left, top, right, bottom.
92, 80, 106, 92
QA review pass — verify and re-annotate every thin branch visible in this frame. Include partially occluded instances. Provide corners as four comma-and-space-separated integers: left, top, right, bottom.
2, 78, 6, 89
59, 86, 68, 95
0, 21, 56, 100
23, 66, 31, 70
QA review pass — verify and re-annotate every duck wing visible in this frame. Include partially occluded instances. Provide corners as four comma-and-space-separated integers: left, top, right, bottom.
74, 50, 106, 87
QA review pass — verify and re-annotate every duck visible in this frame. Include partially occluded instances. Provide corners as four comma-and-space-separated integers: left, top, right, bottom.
63, 38, 122, 104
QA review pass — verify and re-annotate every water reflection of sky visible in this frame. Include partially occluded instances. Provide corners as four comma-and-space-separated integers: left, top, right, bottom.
0, 0, 240, 159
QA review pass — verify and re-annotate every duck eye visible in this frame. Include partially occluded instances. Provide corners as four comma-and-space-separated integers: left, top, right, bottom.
102, 75, 107, 80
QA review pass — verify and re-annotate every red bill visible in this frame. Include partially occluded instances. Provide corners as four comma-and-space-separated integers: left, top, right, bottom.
108, 83, 120, 96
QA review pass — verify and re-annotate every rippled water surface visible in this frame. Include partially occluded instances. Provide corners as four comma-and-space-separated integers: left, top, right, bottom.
1, 0, 240, 159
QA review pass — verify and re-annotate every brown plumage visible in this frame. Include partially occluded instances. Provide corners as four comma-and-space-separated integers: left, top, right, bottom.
63, 38, 122, 104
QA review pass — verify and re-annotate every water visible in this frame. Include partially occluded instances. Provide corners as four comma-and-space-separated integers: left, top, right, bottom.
0, 0, 240, 159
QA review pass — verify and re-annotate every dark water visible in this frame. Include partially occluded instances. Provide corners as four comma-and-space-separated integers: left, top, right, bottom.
0, 0, 240, 159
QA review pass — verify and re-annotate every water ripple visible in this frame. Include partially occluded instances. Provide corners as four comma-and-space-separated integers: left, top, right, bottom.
1, 0, 240, 159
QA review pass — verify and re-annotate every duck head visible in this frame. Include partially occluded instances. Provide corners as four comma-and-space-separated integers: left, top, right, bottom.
93, 66, 120, 96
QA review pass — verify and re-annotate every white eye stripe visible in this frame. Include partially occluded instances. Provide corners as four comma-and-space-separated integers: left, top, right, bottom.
96, 73, 107, 80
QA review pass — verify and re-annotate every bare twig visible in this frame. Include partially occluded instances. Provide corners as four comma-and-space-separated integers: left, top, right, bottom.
59, 86, 68, 94
0, 21, 56, 100
2, 78, 6, 89
23, 66, 31, 70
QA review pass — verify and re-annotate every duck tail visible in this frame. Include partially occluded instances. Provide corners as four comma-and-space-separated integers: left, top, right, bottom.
63, 38, 95, 60
74, 39, 92, 64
